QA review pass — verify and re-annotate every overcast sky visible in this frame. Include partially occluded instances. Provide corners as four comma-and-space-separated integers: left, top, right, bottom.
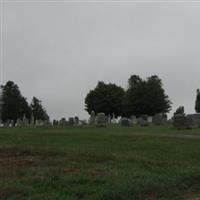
1, 1, 200, 120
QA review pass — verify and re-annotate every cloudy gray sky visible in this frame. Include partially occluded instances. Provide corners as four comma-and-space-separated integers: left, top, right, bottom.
1, 0, 200, 120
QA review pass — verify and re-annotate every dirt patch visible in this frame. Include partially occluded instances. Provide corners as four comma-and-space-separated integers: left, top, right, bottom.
186, 196, 200, 200
0, 147, 47, 167
145, 194, 157, 200
90, 168, 109, 176
0, 187, 25, 198
92, 168, 109, 173
0, 156, 41, 168
0, 146, 63, 168
63, 168, 80, 173
0, 147, 36, 157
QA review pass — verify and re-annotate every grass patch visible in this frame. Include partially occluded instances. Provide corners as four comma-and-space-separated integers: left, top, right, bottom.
0, 125, 199, 199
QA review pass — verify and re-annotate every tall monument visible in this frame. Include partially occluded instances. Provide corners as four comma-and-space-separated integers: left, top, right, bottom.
0, 86, 3, 124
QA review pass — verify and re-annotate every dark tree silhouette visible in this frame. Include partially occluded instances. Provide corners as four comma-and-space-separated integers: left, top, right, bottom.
85, 81, 125, 117
195, 89, 200, 113
31, 97, 49, 122
124, 75, 171, 117
2, 81, 31, 123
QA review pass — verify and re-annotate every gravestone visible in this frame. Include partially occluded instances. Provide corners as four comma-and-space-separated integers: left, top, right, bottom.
107, 114, 111, 124
152, 114, 163, 125
59, 118, 67, 126
30, 115, 35, 126
140, 120, 149, 127
111, 118, 117, 124
80, 119, 87, 125
89, 111, 96, 125
5, 120, 10, 127
141, 115, 148, 121
35, 120, 44, 127
111, 114, 117, 124
138, 118, 149, 127
44, 120, 49, 127
130, 115, 137, 125
68, 117, 74, 125
173, 114, 191, 129
187, 113, 200, 126
95, 113, 107, 127
167, 118, 173, 125
74, 116, 79, 125
22, 115, 29, 127
147, 116, 153, 123
10, 120, 14, 127
16, 119, 23, 127
173, 107, 191, 129
53, 120, 59, 126
120, 117, 131, 127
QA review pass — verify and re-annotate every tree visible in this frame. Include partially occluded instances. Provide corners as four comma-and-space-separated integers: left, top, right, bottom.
145, 75, 171, 115
31, 97, 49, 121
2, 81, 31, 123
195, 89, 200, 113
128, 75, 142, 90
124, 75, 171, 117
85, 81, 125, 117
174, 106, 185, 115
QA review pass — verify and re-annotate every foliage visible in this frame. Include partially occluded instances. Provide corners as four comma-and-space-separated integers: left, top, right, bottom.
85, 81, 125, 117
124, 75, 172, 117
195, 89, 200, 113
31, 97, 49, 122
85, 75, 171, 118
2, 81, 31, 123
174, 106, 185, 116
1, 81, 49, 123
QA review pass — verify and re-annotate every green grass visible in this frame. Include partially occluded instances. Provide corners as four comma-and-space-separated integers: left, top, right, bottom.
0, 125, 200, 200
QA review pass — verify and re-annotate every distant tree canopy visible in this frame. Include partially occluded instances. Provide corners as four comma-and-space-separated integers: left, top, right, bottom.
195, 89, 200, 113
85, 75, 172, 117
124, 75, 172, 117
1, 81, 49, 123
31, 97, 49, 122
2, 81, 31, 123
85, 81, 125, 117
174, 106, 185, 116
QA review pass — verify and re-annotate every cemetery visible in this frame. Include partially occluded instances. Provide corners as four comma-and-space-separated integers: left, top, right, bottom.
1, 2, 200, 199
0, 84, 200, 200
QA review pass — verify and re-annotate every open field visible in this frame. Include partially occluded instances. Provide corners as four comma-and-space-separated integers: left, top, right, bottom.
0, 125, 200, 200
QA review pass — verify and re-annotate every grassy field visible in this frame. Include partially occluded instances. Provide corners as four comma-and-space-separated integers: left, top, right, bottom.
0, 125, 200, 200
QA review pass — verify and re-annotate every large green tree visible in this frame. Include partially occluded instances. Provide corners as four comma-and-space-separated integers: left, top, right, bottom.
124, 75, 172, 117
195, 89, 200, 113
122, 75, 143, 117
2, 81, 31, 123
31, 97, 49, 121
85, 81, 125, 117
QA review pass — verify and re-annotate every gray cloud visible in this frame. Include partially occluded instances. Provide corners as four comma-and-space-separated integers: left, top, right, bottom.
2, 2, 200, 120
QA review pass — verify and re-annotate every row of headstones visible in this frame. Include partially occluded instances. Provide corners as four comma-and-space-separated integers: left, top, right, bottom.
120, 114, 168, 127
0, 116, 49, 127
53, 116, 86, 126
89, 111, 168, 127
173, 106, 200, 129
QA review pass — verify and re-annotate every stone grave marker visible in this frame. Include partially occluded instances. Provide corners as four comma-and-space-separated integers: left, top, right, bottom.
95, 113, 107, 127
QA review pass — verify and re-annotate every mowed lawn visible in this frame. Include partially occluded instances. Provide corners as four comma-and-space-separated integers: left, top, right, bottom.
0, 126, 200, 200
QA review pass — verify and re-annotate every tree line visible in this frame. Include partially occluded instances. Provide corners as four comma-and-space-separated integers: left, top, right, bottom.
85, 75, 172, 117
2, 77, 200, 125
1, 81, 49, 124
85, 75, 200, 118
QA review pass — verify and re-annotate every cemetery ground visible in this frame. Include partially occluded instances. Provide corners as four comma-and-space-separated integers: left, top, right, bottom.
0, 126, 200, 200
